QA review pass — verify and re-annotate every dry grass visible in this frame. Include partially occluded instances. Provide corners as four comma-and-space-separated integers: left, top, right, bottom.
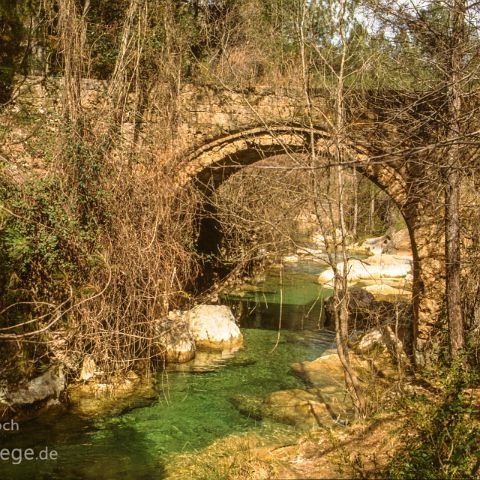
164, 433, 282, 480
162, 411, 407, 480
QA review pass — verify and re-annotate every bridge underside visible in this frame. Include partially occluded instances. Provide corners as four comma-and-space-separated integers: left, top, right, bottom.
176, 125, 445, 363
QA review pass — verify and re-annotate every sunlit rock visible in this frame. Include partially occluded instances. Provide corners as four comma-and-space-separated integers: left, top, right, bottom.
155, 317, 196, 363
68, 372, 156, 418
185, 304, 243, 350
6, 366, 65, 405
282, 254, 299, 263
362, 283, 410, 298
384, 228, 412, 255
362, 228, 412, 256
317, 254, 413, 285
355, 329, 385, 354
231, 388, 338, 428
362, 235, 388, 255
80, 355, 97, 381
354, 327, 410, 365
263, 389, 333, 428
291, 349, 347, 389
311, 231, 326, 247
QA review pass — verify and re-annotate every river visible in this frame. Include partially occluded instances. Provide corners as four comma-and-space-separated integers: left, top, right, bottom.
0, 260, 335, 479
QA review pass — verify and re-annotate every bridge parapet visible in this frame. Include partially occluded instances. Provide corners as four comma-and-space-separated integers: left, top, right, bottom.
176, 84, 331, 147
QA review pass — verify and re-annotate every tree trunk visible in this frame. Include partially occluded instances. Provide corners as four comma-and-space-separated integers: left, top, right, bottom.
445, 0, 465, 359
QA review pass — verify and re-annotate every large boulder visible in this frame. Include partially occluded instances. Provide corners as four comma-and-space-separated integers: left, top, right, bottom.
231, 389, 337, 428
1, 366, 67, 421
353, 327, 411, 367
291, 350, 345, 386
361, 229, 412, 256
317, 254, 412, 285
354, 329, 385, 354
263, 389, 333, 428
5, 366, 65, 405
291, 348, 400, 408
362, 235, 389, 255
68, 372, 156, 418
290, 351, 359, 420
154, 317, 196, 363
185, 305, 243, 350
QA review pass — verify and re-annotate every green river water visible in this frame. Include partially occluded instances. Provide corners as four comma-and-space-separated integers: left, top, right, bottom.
0, 260, 335, 479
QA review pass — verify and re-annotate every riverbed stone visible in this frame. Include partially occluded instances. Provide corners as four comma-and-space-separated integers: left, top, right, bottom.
185, 305, 243, 350
292, 346, 401, 402
362, 283, 410, 298
291, 349, 347, 389
231, 389, 338, 428
80, 355, 97, 381
154, 317, 196, 363
263, 389, 334, 428
67, 373, 156, 418
317, 254, 413, 285
230, 394, 264, 420
6, 366, 65, 405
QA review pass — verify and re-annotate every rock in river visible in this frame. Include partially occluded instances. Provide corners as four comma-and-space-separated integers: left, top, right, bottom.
231, 390, 336, 428
317, 254, 412, 285
6, 366, 66, 405
263, 389, 333, 428
155, 317, 196, 363
185, 304, 243, 350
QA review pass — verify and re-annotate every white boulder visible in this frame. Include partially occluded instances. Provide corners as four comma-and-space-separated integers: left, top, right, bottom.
362, 235, 389, 255
6, 366, 65, 405
363, 284, 410, 297
317, 254, 412, 285
355, 329, 385, 354
362, 229, 412, 256
80, 355, 97, 381
155, 317, 196, 363
185, 305, 243, 350
385, 228, 412, 255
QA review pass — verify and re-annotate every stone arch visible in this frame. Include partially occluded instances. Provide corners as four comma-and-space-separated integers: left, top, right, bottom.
177, 124, 444, 363
177, 125, 408, 207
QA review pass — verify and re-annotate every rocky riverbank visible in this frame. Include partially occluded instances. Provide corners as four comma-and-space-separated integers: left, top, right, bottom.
0, 304, 243, 421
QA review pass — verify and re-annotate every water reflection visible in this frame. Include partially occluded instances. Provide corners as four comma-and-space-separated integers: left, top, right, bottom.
1, 260, 335, 479
0, 412, 165, 480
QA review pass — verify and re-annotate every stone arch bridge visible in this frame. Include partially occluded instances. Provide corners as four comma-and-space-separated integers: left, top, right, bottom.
170, 85, 445, 361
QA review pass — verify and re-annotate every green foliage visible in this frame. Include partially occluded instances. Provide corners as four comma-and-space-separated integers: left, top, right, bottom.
0, 175, 97, 318
387, 367, 480, 479
87, 0, 130, 78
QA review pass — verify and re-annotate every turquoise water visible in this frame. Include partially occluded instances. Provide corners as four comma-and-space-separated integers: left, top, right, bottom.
0, 263, 335, 480
223, 260, 333, 330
